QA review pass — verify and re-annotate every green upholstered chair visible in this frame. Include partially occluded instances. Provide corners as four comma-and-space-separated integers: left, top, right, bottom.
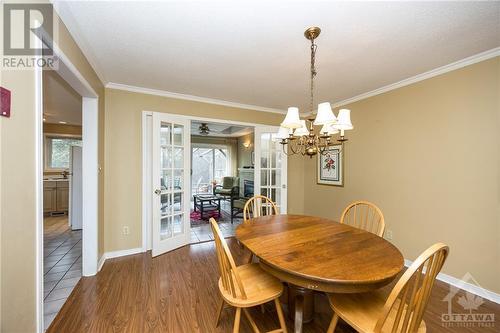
230, 197, 248, 223
213, 176, 239, 200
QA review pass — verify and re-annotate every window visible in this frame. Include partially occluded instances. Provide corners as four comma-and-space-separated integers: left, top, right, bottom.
45, 135, 82, 170
191, 146, 230, 194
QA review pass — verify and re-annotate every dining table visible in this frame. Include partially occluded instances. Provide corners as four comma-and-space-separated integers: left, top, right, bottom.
235, 214, 404, 333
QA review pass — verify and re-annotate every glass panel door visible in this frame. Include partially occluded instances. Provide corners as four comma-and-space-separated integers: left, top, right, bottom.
254, 126, 287, 213
152, 113, 190, 256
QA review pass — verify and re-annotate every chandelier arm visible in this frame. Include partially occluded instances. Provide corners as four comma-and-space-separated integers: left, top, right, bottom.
279, 140, 290, 156
289, 139, 299, 155
281, 144, 290, 156
318, 145, 328, 155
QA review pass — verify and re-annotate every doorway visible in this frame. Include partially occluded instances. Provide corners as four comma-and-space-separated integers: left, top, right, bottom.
36, 46, 99, 331
189, 121, 254, 244
42, 70, 83, 329
142, 112, 288, 257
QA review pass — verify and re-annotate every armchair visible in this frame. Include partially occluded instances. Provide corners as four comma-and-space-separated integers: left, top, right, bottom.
213, 176, 239, 200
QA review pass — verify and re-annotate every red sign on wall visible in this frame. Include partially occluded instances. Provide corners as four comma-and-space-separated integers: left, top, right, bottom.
0, 87, 11, 118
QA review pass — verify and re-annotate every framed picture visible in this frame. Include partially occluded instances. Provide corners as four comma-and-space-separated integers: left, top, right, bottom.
317, 144, 343, 186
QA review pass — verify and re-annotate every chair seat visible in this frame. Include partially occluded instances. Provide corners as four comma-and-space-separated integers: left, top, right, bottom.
328, 290, 426, 333
215, 188, 232, 195
233, 199, 248, 209
219, 263, 283, 307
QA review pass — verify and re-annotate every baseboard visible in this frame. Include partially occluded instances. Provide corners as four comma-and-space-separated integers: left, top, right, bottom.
97, 255, 106, 272
105, 247, 144, 259
97, 247, 145, 273
404, 259, 500, 304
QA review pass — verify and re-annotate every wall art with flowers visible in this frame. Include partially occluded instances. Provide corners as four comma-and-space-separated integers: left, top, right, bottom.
317, 144, 343, 186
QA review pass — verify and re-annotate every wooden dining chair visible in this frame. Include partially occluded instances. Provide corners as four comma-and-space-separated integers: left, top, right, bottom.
327, 243, 449, 333
340, 201, 385, 237
243, 195, 278, 222
210, 218, 287, 333
242, 195, 279, 264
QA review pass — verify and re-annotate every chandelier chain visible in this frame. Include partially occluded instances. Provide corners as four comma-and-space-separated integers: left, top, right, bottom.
310, 39, 317, 115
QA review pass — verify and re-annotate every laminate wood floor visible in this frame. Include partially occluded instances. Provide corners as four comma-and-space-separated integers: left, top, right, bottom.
47, 238, 499, 333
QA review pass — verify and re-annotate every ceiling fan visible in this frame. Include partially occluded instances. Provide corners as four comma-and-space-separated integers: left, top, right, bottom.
199, 123, 210, 135
196, 122, 248, 136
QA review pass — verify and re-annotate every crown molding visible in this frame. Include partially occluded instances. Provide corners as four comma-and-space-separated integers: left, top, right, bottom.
105, 82, 287, 114
332, 47, 500, 108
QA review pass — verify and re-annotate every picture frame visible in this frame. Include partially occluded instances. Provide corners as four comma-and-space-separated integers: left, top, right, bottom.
317, 144, 343, 186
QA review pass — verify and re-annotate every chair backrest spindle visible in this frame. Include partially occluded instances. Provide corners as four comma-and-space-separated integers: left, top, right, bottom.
374, 243, 449, 333
209, 218, 247, 300
243, 195, 278, 222
340, 201, 385, 237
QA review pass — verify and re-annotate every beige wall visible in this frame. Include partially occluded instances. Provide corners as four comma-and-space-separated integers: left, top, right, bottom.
237, 133, 254, 168
1, 70, 39, 333
0, 7, 105, 331
104, 88, 304, 252
303, 57, 500, 293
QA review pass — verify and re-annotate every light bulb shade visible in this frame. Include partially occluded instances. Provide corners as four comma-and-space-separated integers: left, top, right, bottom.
313, 102, 337, 125
276, 126, 292, 139
281, 107, 302, 129
293, 120, 309, 137
320, 123, 339, 135
332, 109, 353, 130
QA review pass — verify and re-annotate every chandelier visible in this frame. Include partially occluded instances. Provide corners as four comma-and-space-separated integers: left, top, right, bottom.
278, 27, 353, 157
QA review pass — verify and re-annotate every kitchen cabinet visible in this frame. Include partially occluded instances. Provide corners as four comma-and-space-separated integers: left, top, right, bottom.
43, 182, 57, 213
43, 180, 69, 214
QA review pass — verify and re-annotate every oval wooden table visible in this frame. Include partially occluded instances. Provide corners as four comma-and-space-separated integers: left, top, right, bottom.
235, 214, 404, 333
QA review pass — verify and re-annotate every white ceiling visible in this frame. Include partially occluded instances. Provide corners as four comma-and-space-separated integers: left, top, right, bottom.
43, 70, 82, 125
54, 1, 500, 112
191, 121, 252, 137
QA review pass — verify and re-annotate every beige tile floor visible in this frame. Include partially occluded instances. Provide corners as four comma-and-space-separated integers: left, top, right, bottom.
190, 200, 243, 244
43, 216, 82, 331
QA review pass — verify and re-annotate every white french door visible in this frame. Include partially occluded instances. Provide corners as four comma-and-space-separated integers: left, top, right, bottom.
254, 126, 288, 213
152, 113, 191, 256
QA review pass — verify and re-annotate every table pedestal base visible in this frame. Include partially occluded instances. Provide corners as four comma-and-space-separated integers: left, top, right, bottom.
287, 284, 314, 333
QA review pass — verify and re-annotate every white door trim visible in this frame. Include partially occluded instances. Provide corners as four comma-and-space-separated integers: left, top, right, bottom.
142, 111, 153, 251
34, 32, 44, 333
81, 97, 99, 276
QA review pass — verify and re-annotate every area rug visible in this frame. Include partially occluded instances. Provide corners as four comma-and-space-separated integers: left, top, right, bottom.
190, 210, 221, 226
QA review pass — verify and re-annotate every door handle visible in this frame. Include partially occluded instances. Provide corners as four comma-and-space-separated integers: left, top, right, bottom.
154, 189, 162, 195
282, 184, 287, 189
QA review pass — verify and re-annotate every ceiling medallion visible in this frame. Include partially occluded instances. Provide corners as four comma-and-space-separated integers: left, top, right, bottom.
278, 27, 354, 158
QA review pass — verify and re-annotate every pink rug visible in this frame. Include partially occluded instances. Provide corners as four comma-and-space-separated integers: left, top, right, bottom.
190, 210, 220, 225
